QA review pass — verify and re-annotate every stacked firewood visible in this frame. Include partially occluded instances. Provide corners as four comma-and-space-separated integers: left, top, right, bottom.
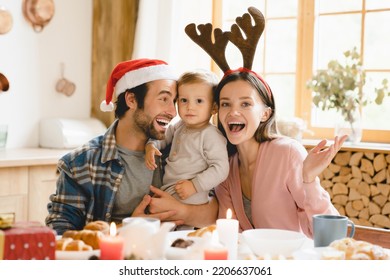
319, 151, 390, 229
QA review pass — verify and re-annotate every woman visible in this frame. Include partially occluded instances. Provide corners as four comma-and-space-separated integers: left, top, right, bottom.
214, 70, 346, 238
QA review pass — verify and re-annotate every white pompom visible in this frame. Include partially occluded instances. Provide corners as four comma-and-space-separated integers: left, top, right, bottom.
100, 101, 114, 112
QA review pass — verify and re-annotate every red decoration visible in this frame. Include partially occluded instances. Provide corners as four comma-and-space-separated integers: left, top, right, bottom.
0, 221, 56, 260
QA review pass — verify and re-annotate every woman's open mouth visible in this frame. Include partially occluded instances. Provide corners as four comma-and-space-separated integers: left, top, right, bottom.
228, 121, 245, 132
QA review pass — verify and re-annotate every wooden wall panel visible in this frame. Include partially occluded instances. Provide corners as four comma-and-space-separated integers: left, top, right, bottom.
91, 0, 139, 127
318, 150, 390, 229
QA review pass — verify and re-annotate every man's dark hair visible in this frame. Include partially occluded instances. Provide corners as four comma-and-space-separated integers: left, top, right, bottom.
115, 83, 148, 119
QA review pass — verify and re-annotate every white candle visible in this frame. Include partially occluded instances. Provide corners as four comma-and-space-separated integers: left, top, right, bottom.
216, 208, 239, 260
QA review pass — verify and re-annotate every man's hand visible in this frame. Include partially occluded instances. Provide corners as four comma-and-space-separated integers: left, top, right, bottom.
175, 180, 196, 200
132, 193, 178, 222
149, 186, 218, 228
148, 186, 185, 225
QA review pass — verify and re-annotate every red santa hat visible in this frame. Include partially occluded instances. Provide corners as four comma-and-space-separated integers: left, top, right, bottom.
100, 58, 177, 112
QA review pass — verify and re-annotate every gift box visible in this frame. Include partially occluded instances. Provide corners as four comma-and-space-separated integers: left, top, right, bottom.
0, 221, 56, 260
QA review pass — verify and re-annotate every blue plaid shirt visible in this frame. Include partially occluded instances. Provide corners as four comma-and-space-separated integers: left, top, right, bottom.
46, 120, 159, 235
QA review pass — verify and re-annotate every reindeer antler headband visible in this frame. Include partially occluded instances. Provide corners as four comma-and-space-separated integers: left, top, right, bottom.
185, 6, 272, 97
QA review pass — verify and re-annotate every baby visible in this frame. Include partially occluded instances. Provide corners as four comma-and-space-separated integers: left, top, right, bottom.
145, 70, 229, 218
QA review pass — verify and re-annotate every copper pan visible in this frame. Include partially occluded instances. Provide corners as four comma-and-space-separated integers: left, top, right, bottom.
55, 63, 76, 97
22, 0, 55, 32
0, 73, 9, 92
0, 6, 13, 35
56, 78, 76, 97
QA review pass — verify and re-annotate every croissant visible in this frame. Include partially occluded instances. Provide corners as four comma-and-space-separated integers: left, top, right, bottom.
328, 237, 390, 260
63, 229, 103, 250
187, 224, 216, 237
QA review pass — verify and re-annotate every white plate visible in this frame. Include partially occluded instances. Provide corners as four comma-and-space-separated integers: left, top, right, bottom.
166, 230, 253, 260
165, 230, 205, 260
167, 230, 194, 241
55, 249, 100, 260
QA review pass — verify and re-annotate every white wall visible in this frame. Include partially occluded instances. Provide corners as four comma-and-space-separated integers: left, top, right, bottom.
0, 0, 216, 149
0, 0, 92, 148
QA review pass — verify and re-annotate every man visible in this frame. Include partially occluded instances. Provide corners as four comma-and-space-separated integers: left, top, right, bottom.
46, 59, 218, 235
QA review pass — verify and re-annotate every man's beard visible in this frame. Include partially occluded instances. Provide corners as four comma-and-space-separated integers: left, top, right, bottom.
133, 108, 165, 140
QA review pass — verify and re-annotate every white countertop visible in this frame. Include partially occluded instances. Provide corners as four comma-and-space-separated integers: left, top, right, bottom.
301, 139, 390, 153
0, 148, 70, 168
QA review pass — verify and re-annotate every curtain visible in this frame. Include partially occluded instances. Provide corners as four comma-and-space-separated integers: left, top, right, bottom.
132, 0, 213, 74
91, 0, 139, 127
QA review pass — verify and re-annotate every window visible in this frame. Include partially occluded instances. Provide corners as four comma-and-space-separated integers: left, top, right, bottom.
216, 0, 390, 143
219, 0, 299, 123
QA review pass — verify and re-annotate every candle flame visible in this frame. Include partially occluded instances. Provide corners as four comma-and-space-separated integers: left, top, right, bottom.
226, 208, 232, 219
109, 222, 117, 236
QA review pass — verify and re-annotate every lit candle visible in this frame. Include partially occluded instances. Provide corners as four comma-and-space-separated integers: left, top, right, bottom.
99, 222, 124, 260
216, 208, 239, 260
204, 230, 228, 260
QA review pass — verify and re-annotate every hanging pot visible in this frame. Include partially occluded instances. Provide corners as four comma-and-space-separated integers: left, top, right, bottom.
55, 78, 76, 96
22, 0, 55, 32
55, 63, 76, 97
0, 73, 10, 92
0, 6, 13, 35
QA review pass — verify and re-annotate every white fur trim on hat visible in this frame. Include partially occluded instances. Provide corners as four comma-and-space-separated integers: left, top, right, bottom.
114, 64, 177, 96
100, 101, 115, 112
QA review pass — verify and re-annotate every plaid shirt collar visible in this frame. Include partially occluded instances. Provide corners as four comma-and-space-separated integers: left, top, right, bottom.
101, 119, 121, 164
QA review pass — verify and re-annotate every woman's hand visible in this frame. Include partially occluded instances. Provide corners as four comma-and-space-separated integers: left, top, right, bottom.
302, 135, 348, 183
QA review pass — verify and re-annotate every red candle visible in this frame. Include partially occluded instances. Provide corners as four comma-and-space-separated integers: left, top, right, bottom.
204, 248, 228, 260
204, 230, 228, 260
99, 222, 124, 260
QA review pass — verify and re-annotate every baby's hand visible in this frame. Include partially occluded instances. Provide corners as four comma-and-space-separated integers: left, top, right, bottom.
175, 180, 196, 200
145, 144, 162, 170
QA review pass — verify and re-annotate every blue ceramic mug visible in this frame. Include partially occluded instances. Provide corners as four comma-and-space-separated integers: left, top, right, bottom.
313, 214, 355, 247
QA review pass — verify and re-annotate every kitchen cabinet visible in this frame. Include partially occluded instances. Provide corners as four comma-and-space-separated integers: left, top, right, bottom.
0, 149, 69, 224
0, 167, 28, 221
28, 165, 59, 223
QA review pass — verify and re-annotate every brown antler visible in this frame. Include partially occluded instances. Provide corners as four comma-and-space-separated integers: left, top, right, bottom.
185, 23, 230, 72
227, 7, 265, 70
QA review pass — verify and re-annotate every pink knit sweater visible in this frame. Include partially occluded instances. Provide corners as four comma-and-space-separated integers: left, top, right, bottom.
215, 137, 339, 238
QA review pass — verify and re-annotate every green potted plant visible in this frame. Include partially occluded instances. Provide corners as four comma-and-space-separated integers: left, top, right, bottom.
307, 47, 389, 143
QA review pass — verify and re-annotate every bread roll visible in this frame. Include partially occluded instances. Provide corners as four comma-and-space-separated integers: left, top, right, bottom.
84, 220, 110, 234
64, 240, 93, 251
56, 238, 93, 251
56, 237, 73, 251
63, 229, 103, 250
